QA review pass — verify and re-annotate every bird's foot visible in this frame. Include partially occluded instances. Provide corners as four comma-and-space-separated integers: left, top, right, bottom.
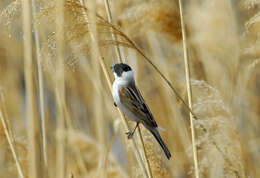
125, 131, 134, 139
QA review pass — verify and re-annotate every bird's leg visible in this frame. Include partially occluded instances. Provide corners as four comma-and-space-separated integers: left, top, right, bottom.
126, 122, 139, 139
114, 102, 117, 107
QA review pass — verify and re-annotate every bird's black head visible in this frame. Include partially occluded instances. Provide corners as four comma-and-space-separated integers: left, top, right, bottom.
110, 63, 132, 77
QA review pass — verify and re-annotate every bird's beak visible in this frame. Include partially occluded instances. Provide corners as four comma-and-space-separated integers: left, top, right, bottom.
110, 65, 114, 71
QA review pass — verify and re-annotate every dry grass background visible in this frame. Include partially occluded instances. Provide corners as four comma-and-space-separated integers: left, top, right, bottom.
0, 0, 259, 177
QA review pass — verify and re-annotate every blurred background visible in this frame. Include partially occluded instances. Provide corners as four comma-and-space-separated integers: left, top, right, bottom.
0, 0, 259, 177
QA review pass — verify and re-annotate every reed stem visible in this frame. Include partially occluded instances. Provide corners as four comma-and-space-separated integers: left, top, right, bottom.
103, 0, 122, 62
55, 0, 66, 177
0, 95, 24, 178
178, 1, 199, 178
31, 0, 48, 168
22, 0, 38, 177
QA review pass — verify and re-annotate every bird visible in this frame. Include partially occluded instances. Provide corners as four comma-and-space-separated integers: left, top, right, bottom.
111, 63, 171, 160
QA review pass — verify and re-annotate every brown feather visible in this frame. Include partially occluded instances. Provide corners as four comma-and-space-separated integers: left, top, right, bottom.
118, 83, 157, 128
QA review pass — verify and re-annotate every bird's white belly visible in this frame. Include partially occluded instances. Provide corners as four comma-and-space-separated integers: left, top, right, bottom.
112, 82, 139, 122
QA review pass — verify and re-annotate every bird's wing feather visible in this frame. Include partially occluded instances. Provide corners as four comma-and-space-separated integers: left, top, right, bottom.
118, 84, 157, 127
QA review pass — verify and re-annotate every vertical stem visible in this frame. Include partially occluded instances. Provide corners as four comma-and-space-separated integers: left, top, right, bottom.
86, 0, 106, 177
31, 0, 48, 168
0, 93, 15, 144
56, 0, 65, 177
103, 0, 122, 62
178, 1, 199, 178
87, 0, 105, 148
0, 96, 24, 178
22, 0, 38, 177
137, 126, 153, 178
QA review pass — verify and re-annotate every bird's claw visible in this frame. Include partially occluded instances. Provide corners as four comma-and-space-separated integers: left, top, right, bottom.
125, 131, 134, 139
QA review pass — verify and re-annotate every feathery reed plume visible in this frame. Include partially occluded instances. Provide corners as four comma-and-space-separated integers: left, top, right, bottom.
136, 126, 153, 178
67, 130, 128, 178
137, 126, 172, 178
0, 0, 22, 30
192, 80, 245, 178
117, 1, 182, 42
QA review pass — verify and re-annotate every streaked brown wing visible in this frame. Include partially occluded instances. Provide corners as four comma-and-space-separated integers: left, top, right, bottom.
119, 83, 157, 127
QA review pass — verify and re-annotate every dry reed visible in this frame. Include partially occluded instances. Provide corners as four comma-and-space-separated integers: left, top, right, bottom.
22, 0, 38, 177
55, 0, 66, 177
0, 93, 24, 178
178, 0, 199, 177
0, 0, 259, 178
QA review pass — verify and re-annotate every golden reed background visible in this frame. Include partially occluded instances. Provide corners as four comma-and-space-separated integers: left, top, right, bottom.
0, 0, 259, 177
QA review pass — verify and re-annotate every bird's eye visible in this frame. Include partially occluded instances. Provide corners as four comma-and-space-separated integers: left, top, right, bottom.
124, 66, 130, 71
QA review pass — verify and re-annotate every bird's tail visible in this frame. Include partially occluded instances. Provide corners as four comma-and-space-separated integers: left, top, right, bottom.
150, 128, 171, 159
